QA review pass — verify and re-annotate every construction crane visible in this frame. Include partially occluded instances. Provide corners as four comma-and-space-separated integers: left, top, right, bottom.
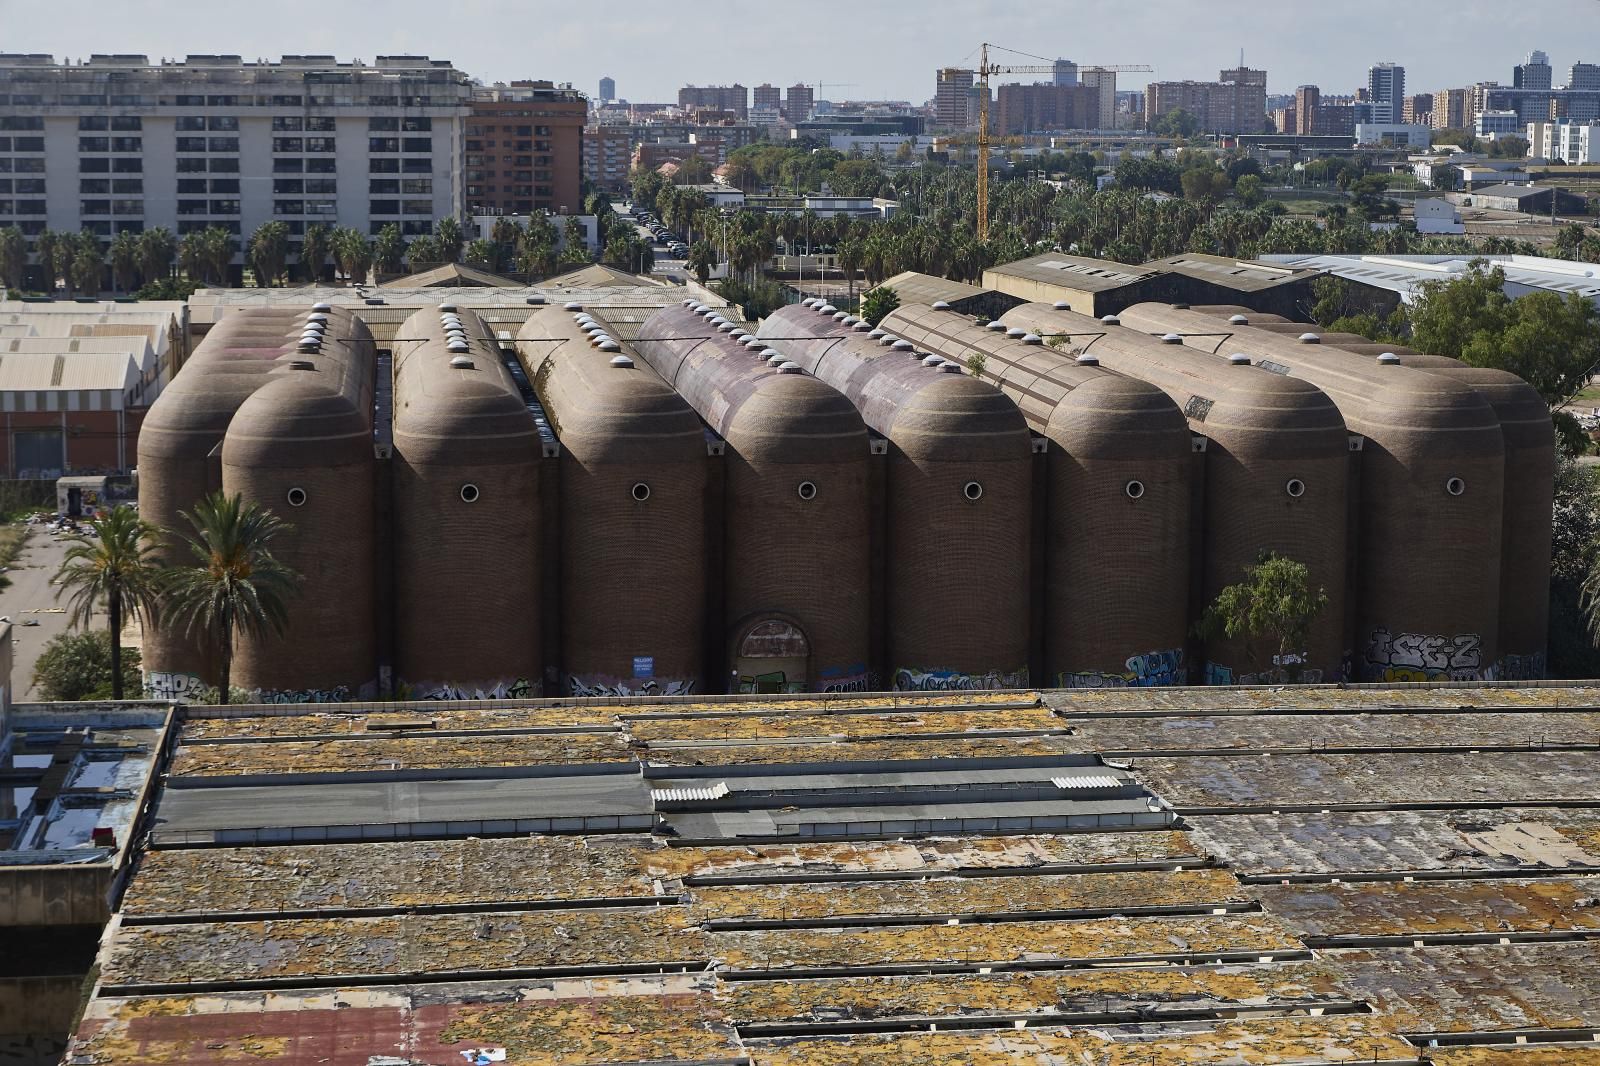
967, 43, 1152, 240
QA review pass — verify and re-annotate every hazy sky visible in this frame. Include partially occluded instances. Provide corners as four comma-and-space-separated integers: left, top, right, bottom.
6, 0, 1598, 102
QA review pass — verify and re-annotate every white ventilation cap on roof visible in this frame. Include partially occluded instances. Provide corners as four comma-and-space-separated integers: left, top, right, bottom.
599, 340, 622, 352
1076, 354, 1100, 366
438, 302, 459, 312
778, 361, 803, 374
767, 353, 787, 366
311, 302, 333, 312
447, 340, 470, 353
1053, 300, 1071, 310
868, 329, 886, 339
1229, 314, 1250, 325
1161, 333, 1183, 344
1022, 334, 1043, 345
819, 304, 837, 315
564, 301, 583, 311
833, 311, 850, 322
842, 315, 859, 326
1006, 327, 1026, 338
1101, 315, 1121, 325
1228, 353, 1252, 366
931, 301, 950, 310
609, 353, 633, 367
760, 348, 782, 359
1377, 352, 1402, 365
1298, 332, 1321, 343
879, 335, 900, 346
986, 321, 1006, 331
852, 321, 872, 331
922, 354, 943, 367
892, 339, 914, 351
940, 361, 962, 373
449, 355, 474, 369
307, 312, 329, 323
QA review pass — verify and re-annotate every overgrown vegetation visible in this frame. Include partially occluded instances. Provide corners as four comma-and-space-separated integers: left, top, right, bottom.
1195, 552, 1329, 683
32, 630, 142, 702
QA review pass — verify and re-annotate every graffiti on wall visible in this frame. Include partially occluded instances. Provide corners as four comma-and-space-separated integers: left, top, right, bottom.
144, 671, 208, 702
1362, 627, 1491, 682
1497, 651, 1547, 682
569, 674, 695, 698
1059, 648, 1187, 689
893, 665, 1029, 692
399, 677, 540, 701
1202, 660, 1326, 687
817, 663, 873, 693
250, 684, 357, 704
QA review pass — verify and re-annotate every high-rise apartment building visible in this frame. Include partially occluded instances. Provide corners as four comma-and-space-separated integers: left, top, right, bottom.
753, 84, 782, 113
1530, 120, 1600, 163
1570, 63, 1600, 91
1295, 85, 1321, 134
1432, 87, 1471, 129
995, 83, 1099, 134
1367, 62, 1405, 124
1143, 68, 1264, 134
0, 53, 470, 271
599, 76, 616, 103
1402, 93, 1435, 125
935, 68, 974, 130
785, 83, 814, 120
465, 81, 586, 217
1079, 68, 1117, 129
581, 125, 633, 193
1052, 59, 1079, 87
677, 84, 748, 119
1515, 51, 1553, 91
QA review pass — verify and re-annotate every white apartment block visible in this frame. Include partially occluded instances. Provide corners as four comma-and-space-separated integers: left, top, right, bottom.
1529, 120, 1600, 164
0, 53, 471, 273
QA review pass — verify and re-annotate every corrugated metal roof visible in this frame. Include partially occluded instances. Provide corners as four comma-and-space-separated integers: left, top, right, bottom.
0, 350, 139, 390
653, 782, 731, 804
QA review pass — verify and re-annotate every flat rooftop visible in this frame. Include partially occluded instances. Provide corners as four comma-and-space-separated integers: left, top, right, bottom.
65, 683, 1600, 1064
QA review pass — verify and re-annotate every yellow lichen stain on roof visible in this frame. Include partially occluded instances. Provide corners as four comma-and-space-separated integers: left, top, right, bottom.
168, 732, 635, 776
747, 1015, 1418, 1066
628, 706, 1063, 743
103, 907, 705, 986
709, 913, 1304, 971
181, 705, 624, 741
645, 735, 1075, 767
688, 868, 1248, 924
433, 994, 739, 1064
1256, 876, 1600, 938
721, 962, 1349, 1024
643, 831, 1203, 882
1430, 1047, 1600, 1066
123, 837, 665, 916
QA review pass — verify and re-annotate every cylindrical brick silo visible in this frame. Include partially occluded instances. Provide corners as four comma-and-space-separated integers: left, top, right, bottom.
1003, 303, 1351, 685
886, 303, 1196, 688
636, 301, 871, 693
759, 302, 1033, 691
391, 303, 542, 699
517, 302, 706, 697
219, 312, 376, 701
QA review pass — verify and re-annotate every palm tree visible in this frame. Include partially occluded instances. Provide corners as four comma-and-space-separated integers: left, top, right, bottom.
34, 230, 63, 292
372, 223, 406, 276
136, 227, 177, 287
247, 220, 290, 287
53, 505, 166, 700
300, 222, 331, 283
330, 227, 373, 286
0, 225, 29, 290
435, 217, 463, 263
108, 230, 140, 293
162, 491, 300, 706
69, 238, 103, 296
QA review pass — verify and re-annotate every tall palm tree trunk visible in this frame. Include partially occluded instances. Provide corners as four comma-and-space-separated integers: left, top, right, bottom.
218, 637, 231, 706
109, 592, 123, 700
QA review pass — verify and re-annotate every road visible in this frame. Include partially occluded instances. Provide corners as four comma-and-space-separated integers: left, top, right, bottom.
0, 526, 74, 701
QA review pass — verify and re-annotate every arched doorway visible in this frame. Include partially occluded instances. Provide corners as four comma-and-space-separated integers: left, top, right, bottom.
733, 618, 810, 694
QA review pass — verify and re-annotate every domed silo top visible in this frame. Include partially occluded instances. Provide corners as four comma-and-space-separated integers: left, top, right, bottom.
392, 305, 538, 465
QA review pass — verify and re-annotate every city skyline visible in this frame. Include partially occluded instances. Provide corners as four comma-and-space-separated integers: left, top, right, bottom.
7, 0, 1597, 102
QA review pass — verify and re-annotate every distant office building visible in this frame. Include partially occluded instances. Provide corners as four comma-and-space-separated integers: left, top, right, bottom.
935, 67, 975, 129
1355, 122, 1432, 148
1402, 93, 1434, 125
467, 81, 586, 217
0, 53, 471, 270
581, 125, 633, 193
785, 83, 814, 120
1295, 85, 1321, 134
1515, 51, 1553, 91
678, 84, 748, 119
599, 76, 616, 103
995, 83, 1099, 134
1571, 63, 1600, 91
1531, 120, 1600, 163
1476, 109, 1522, 138
1052, 59, 1079, 87
1433, 86, 1471, 129
1368, 62, 1405, 124
1080, 68, 1118, 129
1145, 68, 1263, 134
753, 84, 782, 113
1272, 107, 1296, 134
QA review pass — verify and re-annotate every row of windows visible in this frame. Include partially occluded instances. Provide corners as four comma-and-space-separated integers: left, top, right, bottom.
272, 200, 338, 216
465, 169, 554, 182
0, 201, 46, 214
368, 117, 432, 131
175, 136, 240, 152
367, 178, 431, 193
270, 137, 337, 153
174, 158, 236, 173
79, 178, 143, 193
368, 137, 433, 152
466, 140, 539, 152
0, 178, 46, 193
0, 158, 46, 172
370, 158, 434, 173
465, 155, 551, 167
78, 158, 142, 173
271, 178, 338, 194
0, 117, 43, 131
467, 185, 548, 198
466, 124, 556, 136
178, 219, 240, 234
272, 158, 338, 174
77, 137, 144, 152
175, 116, 241, 131
178, 178, 241, 193
1, 137, 45, 152
78, 116, 142, 131
272, 116, 336, 132
80, 199, 143, 215
367, 199, 435, 215
176, 199, 242, 215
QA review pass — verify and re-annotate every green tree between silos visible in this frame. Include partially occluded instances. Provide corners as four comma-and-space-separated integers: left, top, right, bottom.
1195, 551, 1329, 683
859, 285, 900, 327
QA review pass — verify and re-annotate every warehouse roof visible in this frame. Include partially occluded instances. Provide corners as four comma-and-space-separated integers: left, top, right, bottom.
984, 252, 1156, 292
1259, 253, 1600, 302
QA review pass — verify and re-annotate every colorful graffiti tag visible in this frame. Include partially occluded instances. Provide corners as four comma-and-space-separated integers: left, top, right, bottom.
1202, 660, 1326, 686
892, 665, 1029, 692
1362, 627, 1490, 682
400, 677, 540, 701
1497, 651, 1547, 682
568, 674, 695, 698
143, 671, 208, 702
1059, 648, 1187, 689
817, 663, 873, 693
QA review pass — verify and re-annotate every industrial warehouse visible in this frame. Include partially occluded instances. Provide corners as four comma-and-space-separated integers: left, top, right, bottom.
133, 267, 1554, 702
